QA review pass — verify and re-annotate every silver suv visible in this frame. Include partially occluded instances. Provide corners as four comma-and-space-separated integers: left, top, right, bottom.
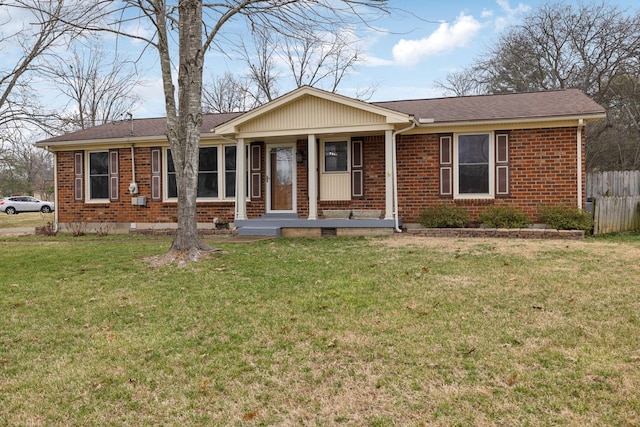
0, 196, 55, 214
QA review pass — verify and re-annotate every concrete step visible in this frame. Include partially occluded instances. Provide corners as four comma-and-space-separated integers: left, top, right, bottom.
237, 226, 282, 237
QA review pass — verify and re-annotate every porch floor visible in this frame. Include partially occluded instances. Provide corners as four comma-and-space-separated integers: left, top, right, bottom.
234, 214, 399, 237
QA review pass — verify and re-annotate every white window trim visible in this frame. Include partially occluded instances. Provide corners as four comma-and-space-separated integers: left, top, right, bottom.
321, 140, 351, 174
85, 150, 110, 203
163, 144, 242, 202
453, 132, 495, 199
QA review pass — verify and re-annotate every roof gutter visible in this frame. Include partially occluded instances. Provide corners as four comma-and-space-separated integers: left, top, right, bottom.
410, 114, 606, 130
34, 132, 226, 150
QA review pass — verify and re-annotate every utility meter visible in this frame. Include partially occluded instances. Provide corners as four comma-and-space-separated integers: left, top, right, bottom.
129, 182, 139, 194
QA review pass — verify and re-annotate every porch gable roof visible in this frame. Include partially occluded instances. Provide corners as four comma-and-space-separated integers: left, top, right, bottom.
213, 86, 411, 138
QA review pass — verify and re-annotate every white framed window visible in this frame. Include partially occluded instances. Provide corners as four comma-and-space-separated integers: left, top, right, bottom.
87, 151, 109, 201
323, 140, 349, 173
454, 133, 494, 198
164, 145, 239, 201
320, 140, 351, 201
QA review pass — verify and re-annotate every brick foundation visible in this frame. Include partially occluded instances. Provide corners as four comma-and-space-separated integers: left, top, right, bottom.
407, 227, 584, 240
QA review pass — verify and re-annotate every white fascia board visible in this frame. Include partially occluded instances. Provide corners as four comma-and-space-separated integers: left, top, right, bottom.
410, 113, 606, 132
35, 133, 225, 150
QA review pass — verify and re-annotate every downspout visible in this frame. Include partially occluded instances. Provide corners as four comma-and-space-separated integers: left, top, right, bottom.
129, 145, 138, 194
51, 148, 59, 233
392, 120, 417, 232
577, 118, 584, 209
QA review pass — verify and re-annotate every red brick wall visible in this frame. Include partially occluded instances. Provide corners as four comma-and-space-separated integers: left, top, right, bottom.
57, 148, 238, 225
396, 127, 584, 222
55, 127, 584, 225
315, 135, 388, 214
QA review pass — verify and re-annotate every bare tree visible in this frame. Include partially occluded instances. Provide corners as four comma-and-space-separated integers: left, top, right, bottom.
240, 28, 281, 104
281, 27, 362, 92
438, 1, 640, 171
204, 20, 374, 114
0, 125, 52, 197
0, 1, 108, 198
434, 68, 485, 97
51, 0, 389, 262
587, 73, 640, 170
40, 41, 144, 131
202, 28, 282, 113
0, 0, 105, 128
202, 72, 258, 113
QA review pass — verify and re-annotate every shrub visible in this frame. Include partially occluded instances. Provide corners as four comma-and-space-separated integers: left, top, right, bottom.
95, 221, 113, 237
67, 221, 87, 237
477, 206, 532, 229
35, 221, 57, 236
539, 204, 594, 232
419, 204, 470, 228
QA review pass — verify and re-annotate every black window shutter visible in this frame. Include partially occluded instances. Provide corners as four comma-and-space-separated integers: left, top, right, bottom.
109, 149, 119, 201
74, 151, 84, 201
495, 133, 510, 196
250, 142, 263, 199
151, 148, 162, 201
439, 135, 453, 197
351, 137, 364, 198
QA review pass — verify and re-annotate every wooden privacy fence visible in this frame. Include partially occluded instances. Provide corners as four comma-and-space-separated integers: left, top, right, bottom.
592, 196, 640, 235
587, 170, 640, 198
587, 171, 640, 235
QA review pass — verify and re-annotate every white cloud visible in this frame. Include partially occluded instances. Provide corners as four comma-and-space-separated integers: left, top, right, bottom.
481, 9, 494, 19
122, 22, 156, 45
131, 77, 166, 118
494, 0, 531, 31
361, 54, 394, 67
391, 13, 482, 67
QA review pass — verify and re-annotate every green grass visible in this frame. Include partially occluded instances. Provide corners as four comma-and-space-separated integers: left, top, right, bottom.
2, 234, 640, 426
0, 211, 54, 228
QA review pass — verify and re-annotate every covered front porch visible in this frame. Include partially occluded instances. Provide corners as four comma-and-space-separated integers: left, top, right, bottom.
213, 87, 413, 237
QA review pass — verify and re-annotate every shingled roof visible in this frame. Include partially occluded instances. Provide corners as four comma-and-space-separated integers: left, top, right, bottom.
37, 89, 604, 146
39, 112, 243, 144
373, 89, 605, 123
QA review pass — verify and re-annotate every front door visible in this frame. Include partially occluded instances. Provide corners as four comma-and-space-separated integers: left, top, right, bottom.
268, 146, 295, 212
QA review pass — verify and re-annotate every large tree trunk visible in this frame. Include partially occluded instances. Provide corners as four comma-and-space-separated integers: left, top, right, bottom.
161, 0, 216, 259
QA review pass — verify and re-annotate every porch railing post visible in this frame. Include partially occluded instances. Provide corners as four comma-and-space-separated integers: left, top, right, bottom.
235, 138, 247, 220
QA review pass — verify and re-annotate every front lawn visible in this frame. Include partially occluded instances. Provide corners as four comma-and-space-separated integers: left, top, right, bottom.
1, 234, 640, 426
0, 211, 54, 228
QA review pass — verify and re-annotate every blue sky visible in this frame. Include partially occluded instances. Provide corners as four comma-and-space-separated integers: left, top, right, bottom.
137, 0, 547, 117
24, 0, 640, 119
342, 0, 639, 102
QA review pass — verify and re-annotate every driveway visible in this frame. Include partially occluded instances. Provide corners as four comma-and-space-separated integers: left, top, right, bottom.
0, 227, 35, 236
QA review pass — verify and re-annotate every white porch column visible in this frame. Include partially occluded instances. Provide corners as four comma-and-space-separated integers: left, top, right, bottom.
235, 138, 247, 220
307, 134, 318, 220
385, 129, 394, 220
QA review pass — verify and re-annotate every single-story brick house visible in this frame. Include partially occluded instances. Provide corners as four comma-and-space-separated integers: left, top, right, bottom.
36, 86, 605, 236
